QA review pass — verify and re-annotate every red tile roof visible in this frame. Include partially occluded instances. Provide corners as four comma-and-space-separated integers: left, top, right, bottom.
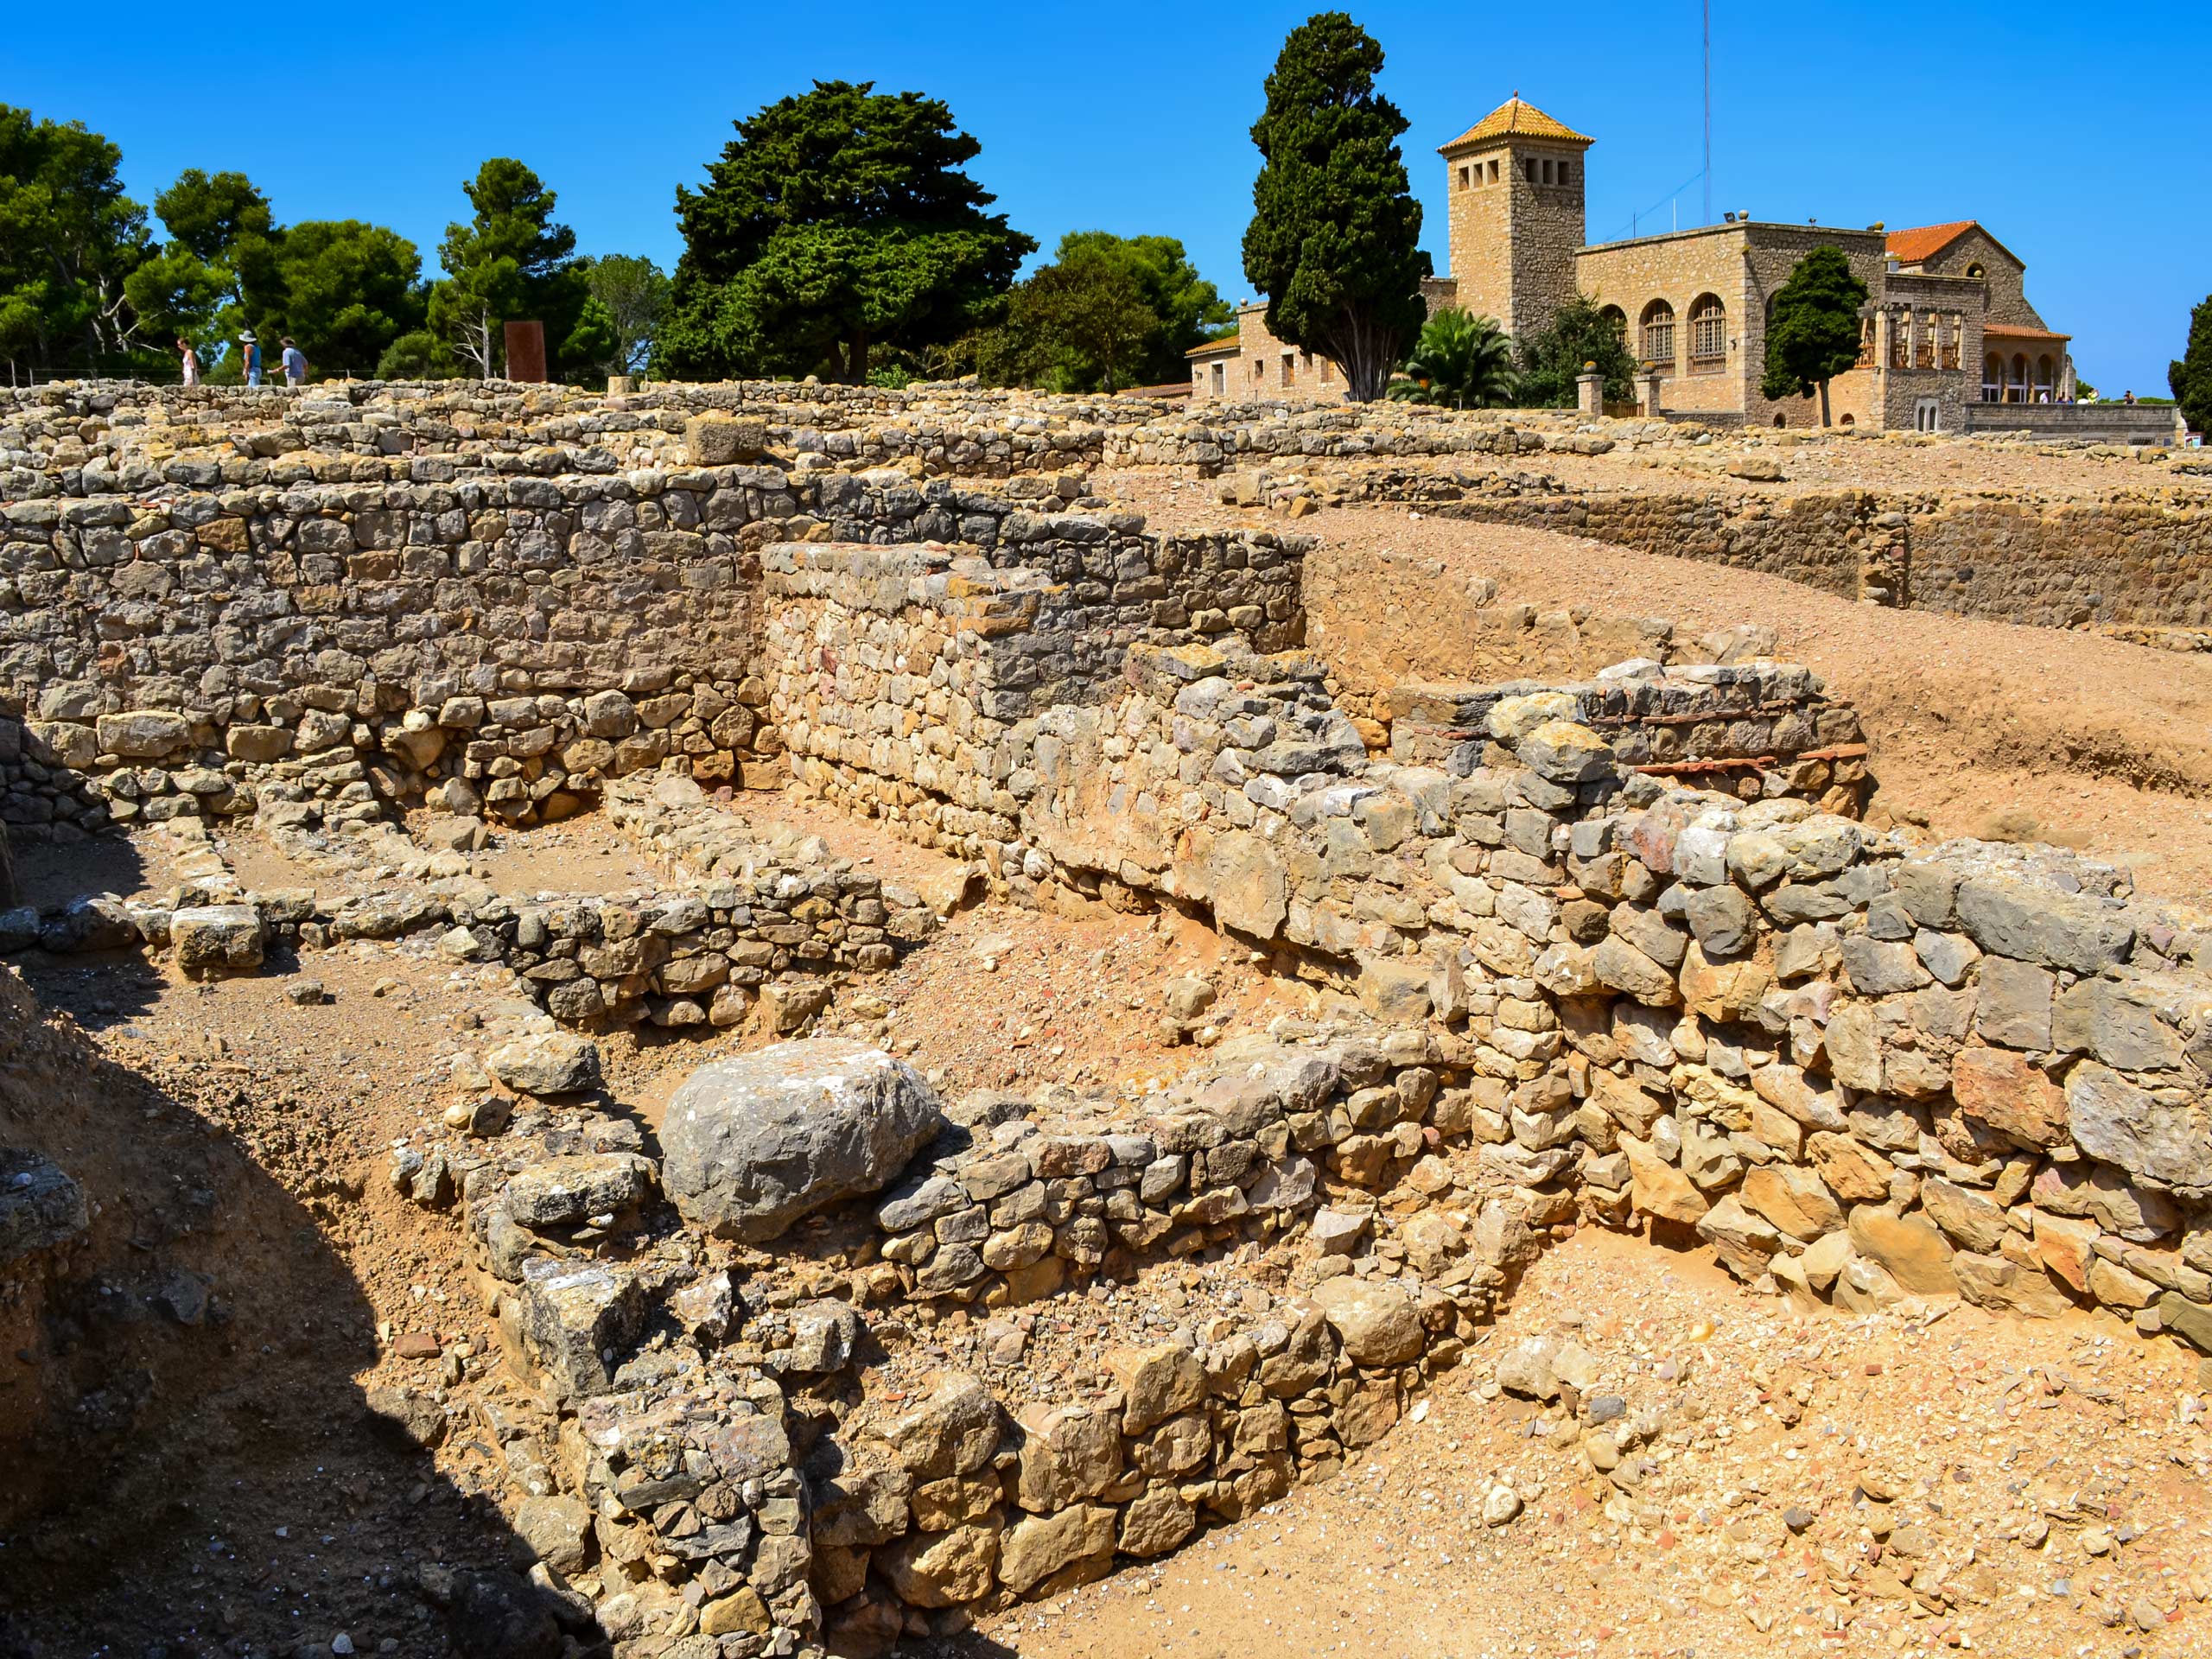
1982, 322, 2070, 340
1885, 222, 1977, 265
1440, 97, 1593, 154
1185, 334, 1241, 358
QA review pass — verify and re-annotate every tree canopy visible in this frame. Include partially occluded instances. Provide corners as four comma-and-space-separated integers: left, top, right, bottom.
1514, 295, 1639, 408
580, 254, 671, 377
659, 79, 1034, 382
1760, 246, 1868, 425
0, 105, 154, 378
1240, 12, 1429, 401
977, 232, 1231, 391
2170, 294, 2212, 437
428, 158, 594, 379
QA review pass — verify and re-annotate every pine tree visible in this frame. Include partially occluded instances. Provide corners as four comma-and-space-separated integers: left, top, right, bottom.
1241, 13, 1429, 402
1760, 246, 1868, 427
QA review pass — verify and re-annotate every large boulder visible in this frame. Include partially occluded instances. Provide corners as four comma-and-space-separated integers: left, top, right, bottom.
661, 1039, 944, 1242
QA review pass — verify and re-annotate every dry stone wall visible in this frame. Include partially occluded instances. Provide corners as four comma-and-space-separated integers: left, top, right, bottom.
772, 554, 2212, 1352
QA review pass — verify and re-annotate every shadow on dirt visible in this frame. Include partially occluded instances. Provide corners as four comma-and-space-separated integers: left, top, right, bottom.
0, 963, 588, 1659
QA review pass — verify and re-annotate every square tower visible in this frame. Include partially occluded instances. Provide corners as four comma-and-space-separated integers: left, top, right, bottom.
1439, 97, 1593, 340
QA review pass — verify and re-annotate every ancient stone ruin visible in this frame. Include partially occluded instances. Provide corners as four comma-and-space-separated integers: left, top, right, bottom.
3, 378, 2210, 1657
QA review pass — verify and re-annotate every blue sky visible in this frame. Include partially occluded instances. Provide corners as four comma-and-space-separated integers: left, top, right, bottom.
6, 0, 2199, 393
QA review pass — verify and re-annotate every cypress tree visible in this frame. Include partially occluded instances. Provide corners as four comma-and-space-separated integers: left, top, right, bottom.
1760, 245, 1868, 427
2171, 293, 2212, 436
1241, 13, 1429, 402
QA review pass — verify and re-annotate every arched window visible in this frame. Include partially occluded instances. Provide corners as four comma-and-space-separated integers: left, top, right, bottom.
1597, 304, 1628, 345
1688, 295, 1726, 372
2011, 353, 2028, 402
1640, 299, 1676, 367
2036, 354, 2056, 399
1772, 412, 1788, 428
1838, 413, 1855, 427
1967, 262, 1986, 280
1982, 353, 2002, 402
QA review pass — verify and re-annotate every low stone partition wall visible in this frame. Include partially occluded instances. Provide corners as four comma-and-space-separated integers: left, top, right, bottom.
1387, 659, 1868, 813
3, 776, 943, 1033
1409, 481, 2212, 629
388, 1025, 1541, 1655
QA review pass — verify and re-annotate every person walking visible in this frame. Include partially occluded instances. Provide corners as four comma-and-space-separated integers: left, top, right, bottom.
280, 336, 307, 386
177, 338, 200, 387
239, 329, 262, 387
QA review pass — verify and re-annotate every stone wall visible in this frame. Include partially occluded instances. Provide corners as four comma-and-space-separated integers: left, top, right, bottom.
1412, 483, 2212, 626
767, 555, 2212, 1357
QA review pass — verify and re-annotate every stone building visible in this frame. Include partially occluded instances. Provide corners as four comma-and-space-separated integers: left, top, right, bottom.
1193, 95, 2076, 432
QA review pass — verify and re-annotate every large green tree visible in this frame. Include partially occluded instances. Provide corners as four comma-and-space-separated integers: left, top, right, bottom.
429, 158, 594, 378
1389, 308, 1515, 408
1515, 294, 1639, 408
266, 220, 424, 375
659, 80, 1034, 383
127, 168, 284, 369
1052, 232, 1231, 385
579, 253, 671, 376
1761, 245, 1869, 426
0, 105, 154, 378
2171, 294, 2212, 437
1241, 13, 1429, 402
995, 245, 1158, 391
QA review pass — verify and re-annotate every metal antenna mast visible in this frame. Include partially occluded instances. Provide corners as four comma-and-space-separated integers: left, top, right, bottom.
1703, 0, 1713, 225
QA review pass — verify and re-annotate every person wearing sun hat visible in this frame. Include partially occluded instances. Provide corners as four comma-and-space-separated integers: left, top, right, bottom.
238, 328, 262, 387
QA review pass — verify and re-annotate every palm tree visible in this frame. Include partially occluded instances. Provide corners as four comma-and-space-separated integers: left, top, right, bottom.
1389, 308, 1516, 409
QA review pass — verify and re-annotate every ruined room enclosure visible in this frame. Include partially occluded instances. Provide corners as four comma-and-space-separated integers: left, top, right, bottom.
3, 385, 2212, 1659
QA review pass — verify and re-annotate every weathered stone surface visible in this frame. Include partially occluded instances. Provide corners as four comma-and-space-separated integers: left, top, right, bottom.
1496, 1335, 1560, 1400
879, 1520, 1001, 1608
170, 903, 264, 974
1951, 1046, 2067, 1148
0, 1148, 89, 1263
2031, 1210, 2101, 1291
1203, 830, 1289, 939
1109, 1343, 1205, 1434
1955, 874, 2133, 974
1847, 1207, 1956, 1297
96, 709, 191, 759
662, 1039, 944, 1242
504, 1154, 652, 1229
485, 1033, 601, 1097
1310, 1277, 1424, 1367
1119, 1485, 1198, 1556
514, 1495, 592, 1575
1919, 1177, 2009, 1254
996, 1503, 1116, 1595
881, 1372, 1003, 1480
1013, 1403, 1122, 1510
515, 1260, 643, 1402
1738, 1165, 1844, 1241
1619, 1133, 1708, 1223
1697, 1193, 1786, 1281
1953, 1251, 2072, 1319
2066, 1062, 2212, 1188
